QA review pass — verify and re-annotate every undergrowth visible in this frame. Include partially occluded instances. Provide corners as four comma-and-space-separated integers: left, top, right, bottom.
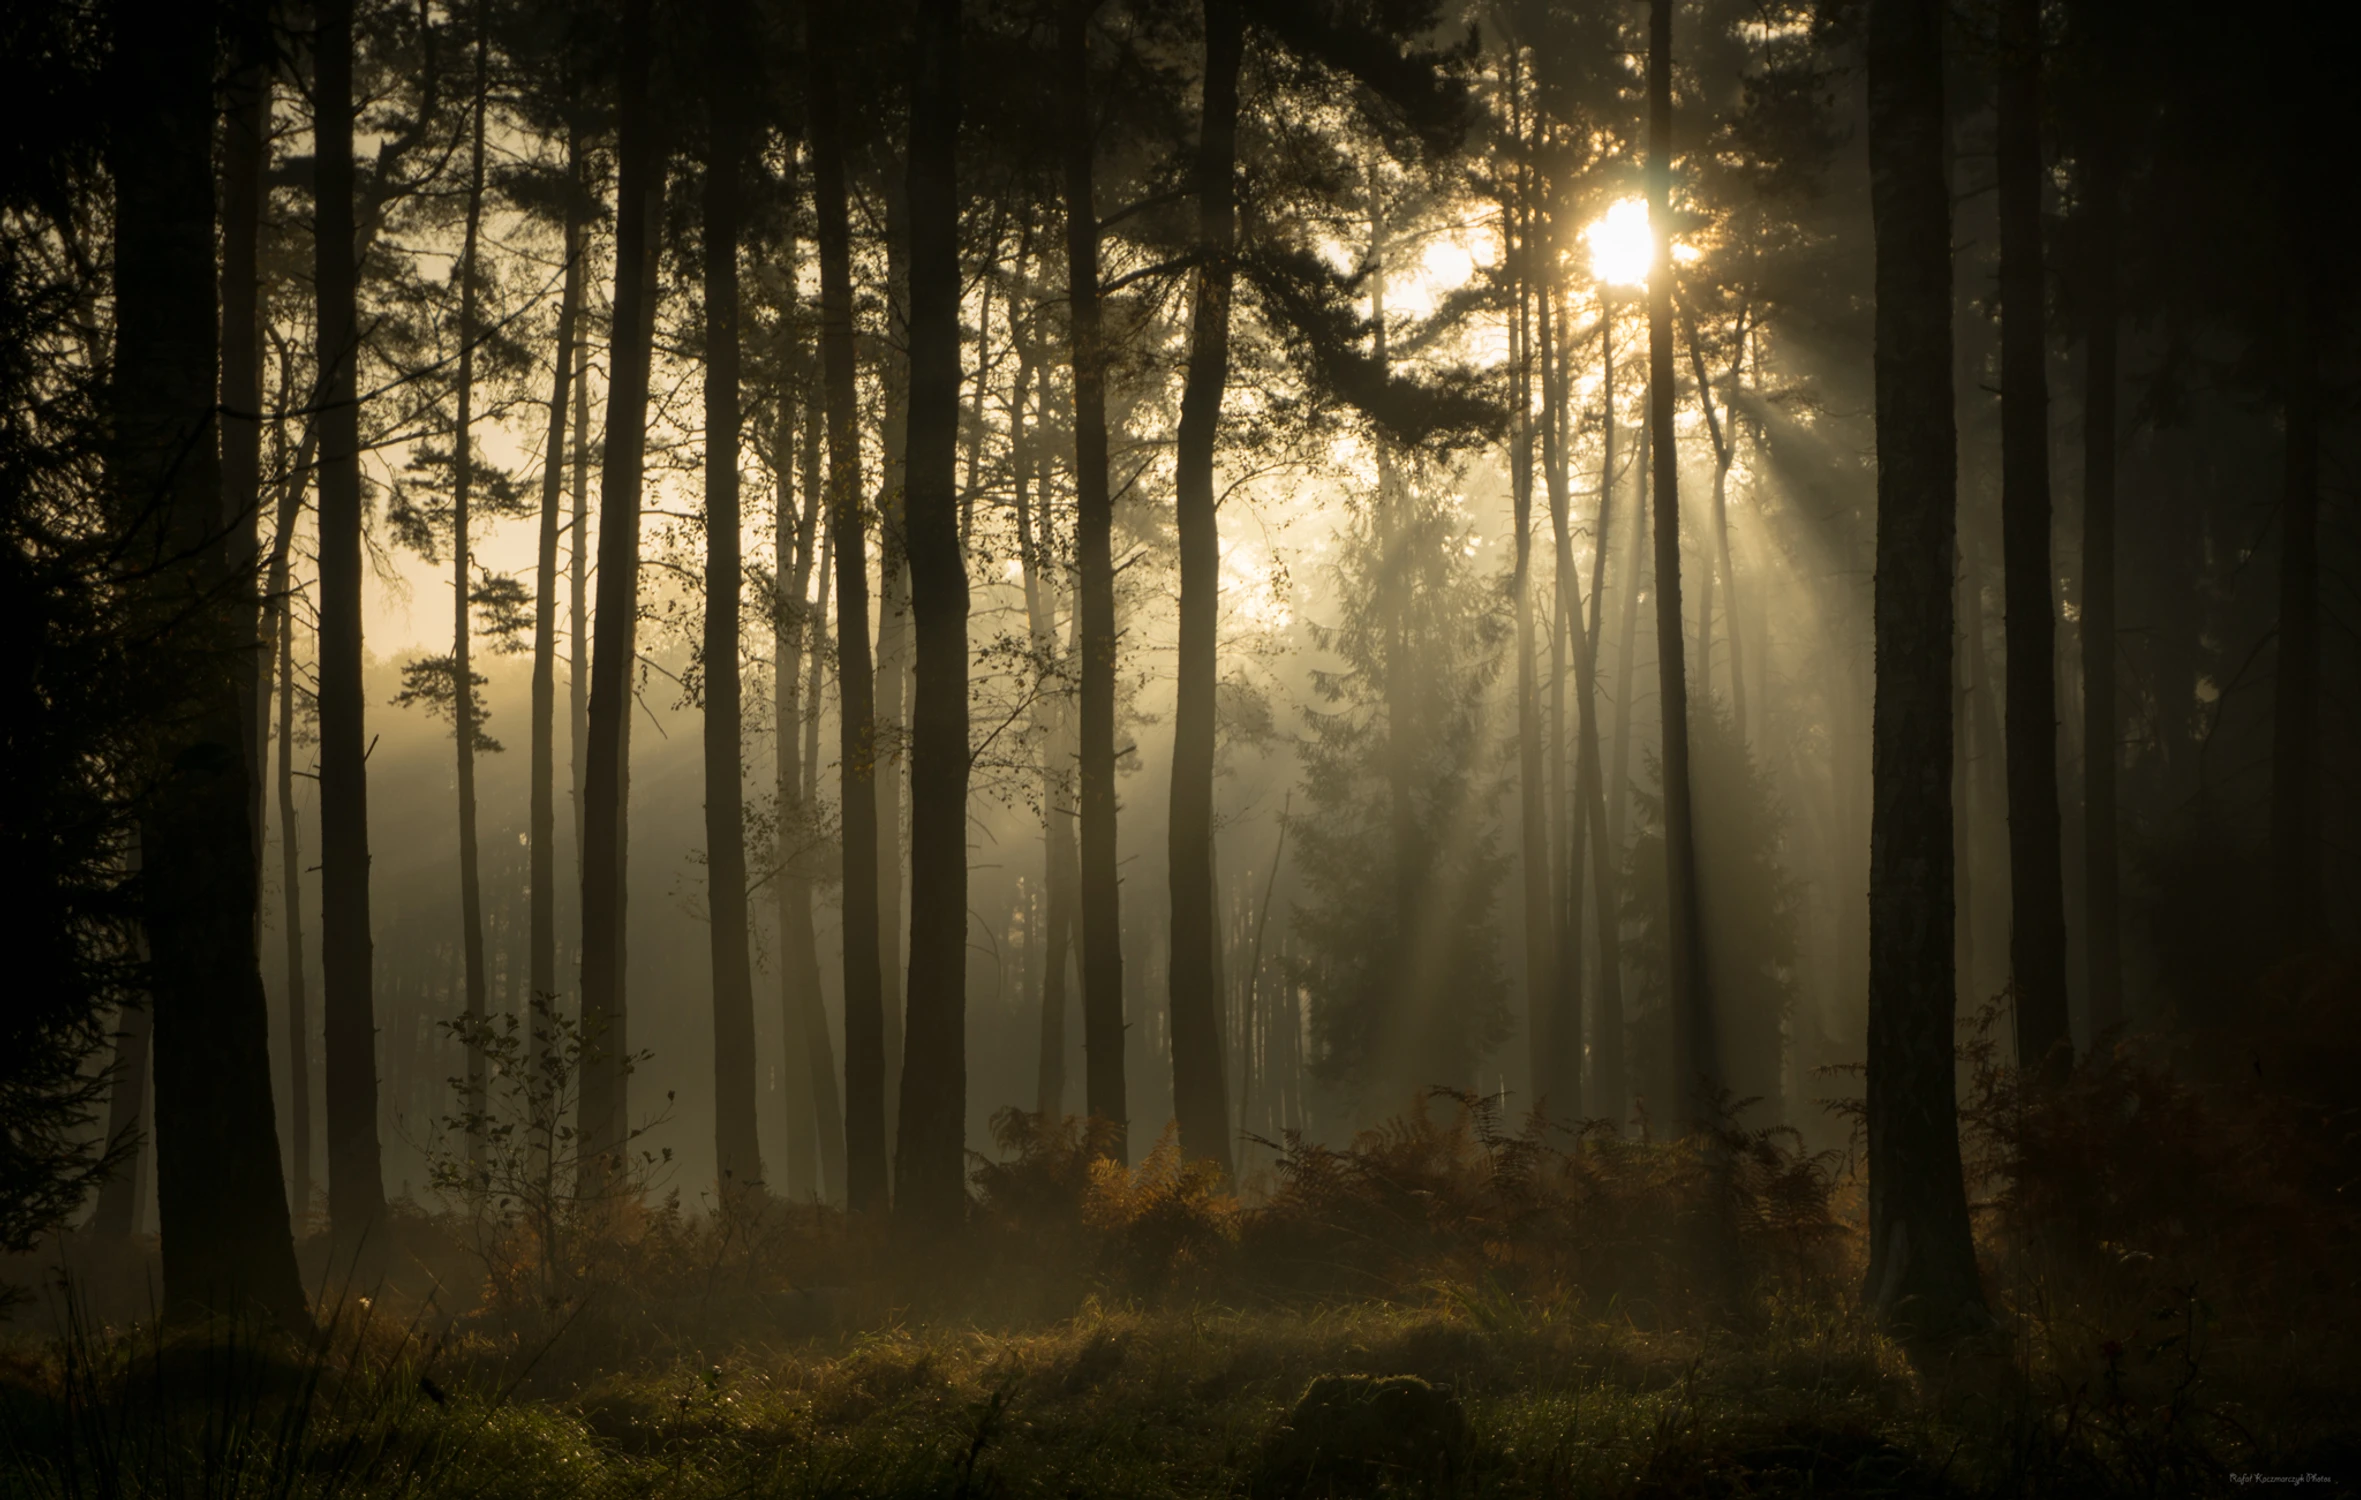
4, 962, 2357, 1497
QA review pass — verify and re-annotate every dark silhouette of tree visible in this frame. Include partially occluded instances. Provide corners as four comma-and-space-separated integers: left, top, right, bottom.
113, 0, 304, 1323
702, 0, 765, 1199
1861, 0, 1985, 1341
807, 0, 889, 1216
1646, 0, 1712, 1135
314, 0, 390, 1250
895, 0, 970, 1234
1167, 0, 1243, 1179
1997, 0, 2070, 1080
579, 0, 663, 1184
1060, 0, 1128, 1157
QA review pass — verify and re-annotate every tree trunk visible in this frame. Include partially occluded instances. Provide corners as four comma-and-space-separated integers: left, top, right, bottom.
874, 171, 913, 1160
2078, 109, 2121, 1035
1537, 276, 1583, 1117
89, 1000, 151, 1238
115, 0, 305, 1322
532, 126, 584, 1111
451, 20, 492, 1173
1997, 0, 2070, 1079
223, 8, 268, 919
1508, 149, 1551, 1124
1861, 0, 1986, 1340
1014, 357, 1076, 1122
314, 0, 389, 1247
580, 0, 663, 1184
1062, 0, 1128, 1156
894, 0, 970, 1233
808, 0, 889, 1214
278, 599, 312, 1221
1577, 305, 1624, 1132
1648, 0, 1712, 1133
702, 0, 765, 1197
1167, 0, 1242, 1177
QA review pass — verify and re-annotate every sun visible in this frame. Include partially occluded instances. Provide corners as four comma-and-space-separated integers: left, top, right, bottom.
1585, 197, 1653, 290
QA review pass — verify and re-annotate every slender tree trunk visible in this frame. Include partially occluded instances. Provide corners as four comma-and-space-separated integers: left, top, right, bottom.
1168, 0, 1242, 1176
894, 0, 970, 1232
532, 127, 583, 1103
1997, 0, 2070, 1079
1648, 0, 1712, 1133
580, 0, 663, 1184
115, 0, 305, 1322
1608, 413, 1646, 864
2079, 114, 2121, 1035
1014, 357, 1076, 1121
874, 171, 913, 1161
1577, 306, 1624, 1131
1861, 0, 1986, 1340
1508, 149, 1551, 1122
1537, 276, 1584, 1116
701, 0, 764, 1196
278, 602, 312, 1221
451, 21, 492, 1172
315, 0, 388, 1247
571, 327, 590, 922
1062, 0, 1128, 1156
808, 0, 889, 1214
1682, 314, 1750, 744
223, 10, 268, 916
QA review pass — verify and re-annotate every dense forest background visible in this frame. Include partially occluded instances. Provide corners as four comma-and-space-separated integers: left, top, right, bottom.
2, 0, 2355, 1348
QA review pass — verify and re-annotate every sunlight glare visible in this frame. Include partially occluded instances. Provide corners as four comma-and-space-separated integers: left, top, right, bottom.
1585, 197, 1653, 289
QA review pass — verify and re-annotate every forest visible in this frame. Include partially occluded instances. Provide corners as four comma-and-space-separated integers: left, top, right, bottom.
1, 0, 2356, 1493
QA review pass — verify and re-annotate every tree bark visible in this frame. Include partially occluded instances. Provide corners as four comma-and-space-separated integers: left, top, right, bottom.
874, 171, 913, 1158
314, 0, 389, 1247
580, 0, 663, 1183
2078, 107, 2121, 1035
1648, 0, 1712, 1133
89, 1000, 151, 1238
894, 0, 971, 1233
808, 0, 889, 1214
1167, 0, 1242, 1177
115, 0, 305, 1322
278, 597, 312, 1220
1576, 305, 1624, 1132
452, 19, 492, 1172
1997, 0, 2070, 1079
1862, 0, 1986, 1340
1537, 275, 1583, 1117
1062, 0, 1128, 1156
532, 127, 584, 1108
1507, 144, 1551, 1124
223, 7, 269, 919
702, 0, 765, 1196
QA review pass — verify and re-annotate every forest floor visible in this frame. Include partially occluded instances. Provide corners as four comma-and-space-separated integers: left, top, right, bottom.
2, 1276, 2357, 1498
9, 981, 2361, 1498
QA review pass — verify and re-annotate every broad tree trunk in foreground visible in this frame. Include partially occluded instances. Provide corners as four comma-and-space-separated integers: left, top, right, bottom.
808, 0, 889, 1214
1647, 0, 1712, 1133
1062, 0, 1128, 1153
115, 0, 304, 1322
89, 999, 151, 1238
580, 0, 662, 1183
702, 0, 764, 1195
1997, 0, 2070, 1079
1862, 0, 1986, 1340
1168, 0, 1243, 1176
314, 0, 388, 1247
895, 0, 971, 1233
